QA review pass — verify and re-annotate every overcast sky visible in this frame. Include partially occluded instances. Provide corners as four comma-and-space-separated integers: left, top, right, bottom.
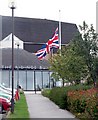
0, 0, 97, 29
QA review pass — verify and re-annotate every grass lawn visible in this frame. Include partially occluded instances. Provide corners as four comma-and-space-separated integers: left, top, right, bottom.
7, 93, 30, 119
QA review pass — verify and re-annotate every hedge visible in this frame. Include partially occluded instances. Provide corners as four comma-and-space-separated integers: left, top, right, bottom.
49, 87, 68, 109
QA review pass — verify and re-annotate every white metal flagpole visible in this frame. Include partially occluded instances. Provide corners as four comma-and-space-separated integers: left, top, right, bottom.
59, 10, 61, 50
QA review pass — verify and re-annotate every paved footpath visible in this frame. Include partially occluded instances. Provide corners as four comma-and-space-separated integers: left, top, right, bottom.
24, 91, 77, 119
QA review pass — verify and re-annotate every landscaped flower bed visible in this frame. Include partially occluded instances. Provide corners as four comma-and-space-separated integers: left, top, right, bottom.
67, 88, 98, 119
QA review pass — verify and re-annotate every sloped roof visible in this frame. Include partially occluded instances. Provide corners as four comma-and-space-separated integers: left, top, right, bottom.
1, 16, 79, 53
1, 48, 50, 69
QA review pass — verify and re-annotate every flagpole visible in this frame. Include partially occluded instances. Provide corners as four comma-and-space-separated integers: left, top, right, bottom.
59, 10, 61, 50
51, 48, 53, 58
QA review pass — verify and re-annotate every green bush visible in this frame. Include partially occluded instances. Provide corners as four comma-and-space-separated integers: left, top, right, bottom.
41, 89, 51, 98
49, 87, 68, 109
65, 84, 92, 91
49, 85, 92, 110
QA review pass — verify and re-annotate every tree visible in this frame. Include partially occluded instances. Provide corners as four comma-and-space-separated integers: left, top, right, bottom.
61, 45, 88, 84
49, 50, 67, 86
74, 21, 98, 86
49, 45, 87, 86
49, 21, 98, 86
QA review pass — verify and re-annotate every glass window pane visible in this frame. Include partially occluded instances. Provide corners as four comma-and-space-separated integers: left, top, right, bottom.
27, 70, 34, 90
35, 71, 41, 90
2, 70, 10, 87
43, 71, 50, 88
19, 70, 26, 90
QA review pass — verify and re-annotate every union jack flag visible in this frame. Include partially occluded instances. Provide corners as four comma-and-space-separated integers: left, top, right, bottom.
35, 44, 48, 60
46, 27, 59, 51
35, 27, 59, 60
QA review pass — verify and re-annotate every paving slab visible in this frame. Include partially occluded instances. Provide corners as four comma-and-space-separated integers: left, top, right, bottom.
24, 91, 77, 119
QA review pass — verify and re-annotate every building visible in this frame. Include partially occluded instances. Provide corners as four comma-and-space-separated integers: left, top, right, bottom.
1, 15, 78, 53
0, 16, 79, 90
0, 48, 50, 90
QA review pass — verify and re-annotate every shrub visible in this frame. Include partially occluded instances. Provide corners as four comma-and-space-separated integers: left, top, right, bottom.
41, 89, 51, 98
84, 88, 98, 119
67, 90, 86, 113
49, 87, 68, 109
67, 88, 98, 119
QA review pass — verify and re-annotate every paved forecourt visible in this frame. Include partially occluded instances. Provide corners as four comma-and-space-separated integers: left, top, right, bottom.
24, 91, 77, 119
